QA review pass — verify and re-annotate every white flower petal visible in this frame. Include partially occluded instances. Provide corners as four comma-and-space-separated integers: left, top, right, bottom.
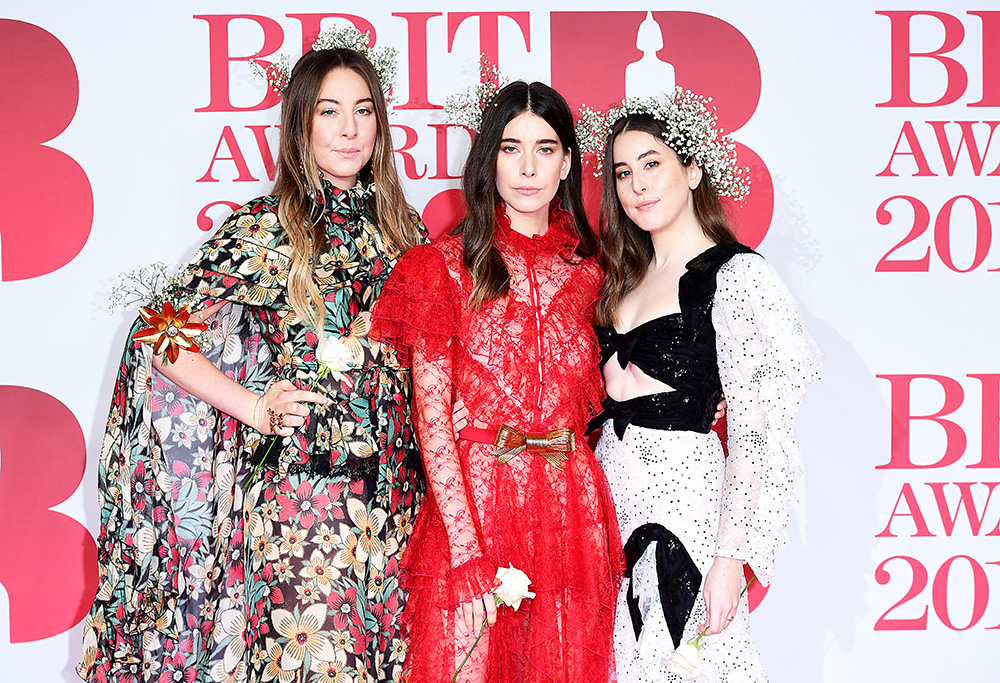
134, 526, 157, 559
271, 609, 297, 639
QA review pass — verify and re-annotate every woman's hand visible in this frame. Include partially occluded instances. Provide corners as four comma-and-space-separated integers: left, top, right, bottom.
711, 395, 727, 427
253, 380, 330, 437
698, 556, 744, 635
460, 592, 498, 634
452, 393, 469, 434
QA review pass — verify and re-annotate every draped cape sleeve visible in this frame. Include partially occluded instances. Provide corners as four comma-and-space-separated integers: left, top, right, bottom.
181, 196, 295, 313
79, 197, 285, 681
712, 253, 822, 586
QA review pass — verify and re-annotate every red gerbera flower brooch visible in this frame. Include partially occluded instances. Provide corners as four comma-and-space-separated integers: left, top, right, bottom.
132, 301, 208, 364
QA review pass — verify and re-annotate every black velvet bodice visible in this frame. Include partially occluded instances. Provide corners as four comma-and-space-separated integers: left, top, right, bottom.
593, 242, 756, 438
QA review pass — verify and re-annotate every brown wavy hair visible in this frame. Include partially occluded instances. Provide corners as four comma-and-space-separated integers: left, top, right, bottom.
595, 114, 737, 327
271, 48, 421, 331
458, 81, 597, 309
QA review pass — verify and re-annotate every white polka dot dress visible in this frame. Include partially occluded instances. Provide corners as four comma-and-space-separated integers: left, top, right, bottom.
597, 427, 765, 682
595, 252, 822, 682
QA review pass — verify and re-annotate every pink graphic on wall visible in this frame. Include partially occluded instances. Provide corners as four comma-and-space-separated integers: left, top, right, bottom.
0, 19, 93, 281
422, 189, 467, 239
0, 386, 97, 641
551, 11, 773, 249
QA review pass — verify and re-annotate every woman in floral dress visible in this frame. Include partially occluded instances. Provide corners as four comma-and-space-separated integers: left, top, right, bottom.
371, 81, 622, 683
79, 46, 427, 683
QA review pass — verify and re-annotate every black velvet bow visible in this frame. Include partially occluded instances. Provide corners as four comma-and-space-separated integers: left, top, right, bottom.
607, 399, 639, 440
623, 523, 702, 648
611, 332, 639, 370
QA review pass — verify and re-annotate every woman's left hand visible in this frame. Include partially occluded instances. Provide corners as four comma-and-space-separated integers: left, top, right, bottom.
698, 556, 744, 635
711, 395, 727, 427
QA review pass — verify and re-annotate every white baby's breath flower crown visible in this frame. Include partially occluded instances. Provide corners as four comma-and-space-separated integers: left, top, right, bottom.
576, 87, 750, 200
443, 55, 510, 131
249, 24, 398, 107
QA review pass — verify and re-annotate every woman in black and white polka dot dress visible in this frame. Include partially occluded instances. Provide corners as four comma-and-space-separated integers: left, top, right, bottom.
586, 93, 822, 681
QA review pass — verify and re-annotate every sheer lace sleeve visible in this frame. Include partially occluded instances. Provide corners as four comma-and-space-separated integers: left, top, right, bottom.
370, 244, 498, 605
410, 348, 498, 604
712, 254, 822, 585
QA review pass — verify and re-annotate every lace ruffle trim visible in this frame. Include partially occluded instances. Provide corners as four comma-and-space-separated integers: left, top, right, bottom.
714, 254, 822, 586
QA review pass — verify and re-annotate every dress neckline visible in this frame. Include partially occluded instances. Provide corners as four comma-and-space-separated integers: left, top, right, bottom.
607, 242, 738, 336
315, 178, 374, 219
608, 311, 682, 338
494, 197, 580, 259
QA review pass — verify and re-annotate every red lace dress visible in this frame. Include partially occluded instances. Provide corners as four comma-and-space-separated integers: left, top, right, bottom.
370, 203, 623, 683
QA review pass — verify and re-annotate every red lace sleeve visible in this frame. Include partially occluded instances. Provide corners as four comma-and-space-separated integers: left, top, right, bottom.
372, 242, 498, 605
408, 347, 498, 606
370, 243, 459, 365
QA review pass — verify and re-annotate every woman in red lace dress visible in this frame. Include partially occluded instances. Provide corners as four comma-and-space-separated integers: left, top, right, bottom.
370, 81, 623, 683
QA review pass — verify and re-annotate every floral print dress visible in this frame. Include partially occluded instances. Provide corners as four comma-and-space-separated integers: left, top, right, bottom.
78, 182, 424, 683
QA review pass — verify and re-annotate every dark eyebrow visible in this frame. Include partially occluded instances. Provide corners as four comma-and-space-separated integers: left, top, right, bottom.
316, 97, 375, 106
500, 137, 561, 145
614, 149, 660, 168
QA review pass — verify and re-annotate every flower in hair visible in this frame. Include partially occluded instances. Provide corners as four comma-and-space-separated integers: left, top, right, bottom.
577, 87, 750, 200
249, 53, 290, 97
250, 24, 398, 106
443, 55, 510, 132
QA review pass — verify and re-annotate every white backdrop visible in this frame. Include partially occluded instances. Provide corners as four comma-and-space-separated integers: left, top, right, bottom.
1, 2, 998, 682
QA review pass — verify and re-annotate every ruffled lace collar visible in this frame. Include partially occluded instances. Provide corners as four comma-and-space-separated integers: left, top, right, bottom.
494, 197, 580, 260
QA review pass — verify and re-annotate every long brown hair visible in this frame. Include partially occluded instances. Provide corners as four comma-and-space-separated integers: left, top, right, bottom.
595, 114, 737, 327
458, 81, 597, 309
271, 48, 420, 331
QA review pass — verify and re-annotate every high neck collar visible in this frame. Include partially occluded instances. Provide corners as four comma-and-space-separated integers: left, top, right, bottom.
315, 178, 374, 218
494, 197, 581, 259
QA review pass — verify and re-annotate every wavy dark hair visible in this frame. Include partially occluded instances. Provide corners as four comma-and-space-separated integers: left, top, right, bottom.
458, 80, 597, 309
271, 48, 421, 331
595, 114, 737, 327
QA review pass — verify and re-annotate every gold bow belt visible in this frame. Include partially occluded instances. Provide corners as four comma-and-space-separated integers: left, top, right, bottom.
458, 424, 575, 470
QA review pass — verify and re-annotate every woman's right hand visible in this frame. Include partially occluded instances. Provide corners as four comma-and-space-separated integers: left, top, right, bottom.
452, 392, 470, 434
698, 556, 743, 635
460, 592, 498, 634
253, 380, 330, 437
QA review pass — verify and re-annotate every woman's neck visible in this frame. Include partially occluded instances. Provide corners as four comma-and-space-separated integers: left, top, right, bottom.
504, 202, 550, 237
647, 213, 714, 269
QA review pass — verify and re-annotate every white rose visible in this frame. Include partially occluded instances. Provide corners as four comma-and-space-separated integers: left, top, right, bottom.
317, 334, 358, 372
664, 643, 701, 679
493, 564, 536, 610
